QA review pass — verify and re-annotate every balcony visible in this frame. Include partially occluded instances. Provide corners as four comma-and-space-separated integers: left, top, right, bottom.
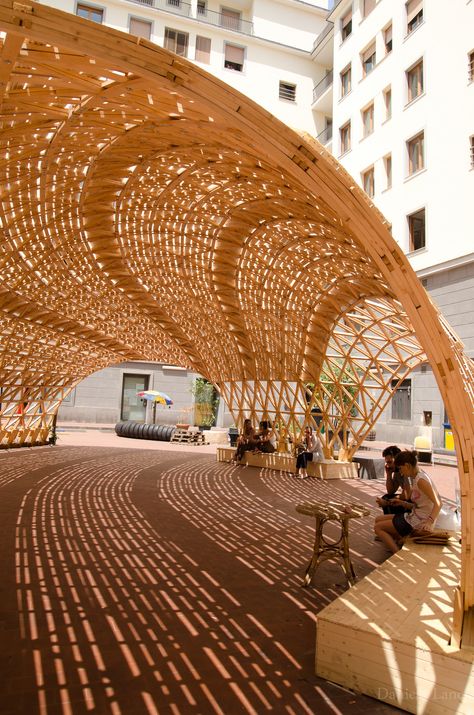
127, 0, 254, 36
312, 70, 333, 113
316, 124, 332, 146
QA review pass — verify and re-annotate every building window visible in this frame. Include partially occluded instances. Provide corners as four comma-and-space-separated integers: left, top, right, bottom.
469, 51, 474, 82
279, 81, 296, 102
129, 17, 152, 40
340, 65, 351, 98
470, 135, 474, 169
384, 24, 392, 54
362, 103, 374, 137
195, 35, 211, 63
408, 208, 425, 251
221, 7, 241, 32
76, 3, 103, 22
164, 28, 189, 57
341, 9, 352, 40
383, 86, 392, 120
197, 0, 207, 15
391, 379, 411, 421
224, 43, 244, 72
406, 0, 423, 34
384, 154, 392, 189
363, 0, 376, 18
362, 166, 374, 197
407, 59, 423, 102
340, 121, 351, 155
407, 131, 424, 174
362, 43, 376, 77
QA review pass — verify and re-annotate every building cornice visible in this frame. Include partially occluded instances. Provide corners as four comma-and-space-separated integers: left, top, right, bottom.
416, 253, 474, 279
327, 0, 351, 21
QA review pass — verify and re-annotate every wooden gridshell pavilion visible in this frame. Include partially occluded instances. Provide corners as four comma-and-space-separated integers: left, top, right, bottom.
0, 1, 473, 650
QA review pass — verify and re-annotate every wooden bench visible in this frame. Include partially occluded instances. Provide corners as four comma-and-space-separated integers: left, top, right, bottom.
216, 446, 358, 480
315, 536, 474, 714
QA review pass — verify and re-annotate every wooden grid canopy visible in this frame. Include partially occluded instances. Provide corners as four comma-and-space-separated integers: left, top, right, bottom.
0, 2, 473, 630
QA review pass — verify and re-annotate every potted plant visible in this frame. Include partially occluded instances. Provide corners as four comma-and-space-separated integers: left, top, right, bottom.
191, 378, 219, 429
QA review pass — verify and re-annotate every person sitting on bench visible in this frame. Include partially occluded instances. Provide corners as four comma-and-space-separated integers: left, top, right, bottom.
376, 445, 411, 514
374, 450, 442, 553
233, 419, 259, 463
253, 420, 278, 454
295, 426, 324, 479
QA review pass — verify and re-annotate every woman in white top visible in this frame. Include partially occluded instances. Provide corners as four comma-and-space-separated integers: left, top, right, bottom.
374, 450, 442, 553
295, 426, 324, 479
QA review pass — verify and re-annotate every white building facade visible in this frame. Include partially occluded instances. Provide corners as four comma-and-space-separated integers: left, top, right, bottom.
44, 0, 331, 134
313, 0, 474, 448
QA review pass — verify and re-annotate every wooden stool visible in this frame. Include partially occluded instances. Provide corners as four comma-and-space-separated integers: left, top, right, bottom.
296, 501, 370, 587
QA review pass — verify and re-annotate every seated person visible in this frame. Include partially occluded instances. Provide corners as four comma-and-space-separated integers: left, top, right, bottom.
233, 419, 259, 462
295, 426, 324, 479
374, 450, 442, 553
254, 420, 277, 454
376, 445, 410, 514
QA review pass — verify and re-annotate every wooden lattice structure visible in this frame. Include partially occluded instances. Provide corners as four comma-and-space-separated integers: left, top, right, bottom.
0, 1, 473, 642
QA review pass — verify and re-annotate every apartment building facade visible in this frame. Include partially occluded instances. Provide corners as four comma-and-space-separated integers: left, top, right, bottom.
45, 0, 330, 133
312, 0, 474, 448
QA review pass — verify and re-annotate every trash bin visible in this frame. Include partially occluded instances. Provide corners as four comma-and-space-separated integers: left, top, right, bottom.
443, 422, 454, 450
228, 427, 239, 446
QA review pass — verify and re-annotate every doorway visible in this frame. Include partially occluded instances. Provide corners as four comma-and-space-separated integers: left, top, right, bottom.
121, 374, 149, 421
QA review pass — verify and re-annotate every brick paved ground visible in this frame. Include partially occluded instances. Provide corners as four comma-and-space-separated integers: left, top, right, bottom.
1, 432, 459, 714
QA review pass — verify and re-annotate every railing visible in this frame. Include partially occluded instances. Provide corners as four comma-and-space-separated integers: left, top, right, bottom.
312, 21, 334, 52
312, 70, 333, 103
127, 0, 254, 36
316, 125, 333, 145
154, 0, 191, 17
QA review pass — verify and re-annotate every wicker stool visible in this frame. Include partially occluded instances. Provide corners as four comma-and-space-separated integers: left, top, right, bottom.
296, 500, 370, 587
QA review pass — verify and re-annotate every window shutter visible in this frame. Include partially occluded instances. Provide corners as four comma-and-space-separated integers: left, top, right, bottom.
129, 18, 151, 40
364, 0, 376, 16
221, 8, 241, 30
385, 25, 392, 43
406, 0, 423, 24
225, 44, 244, 65
342, 11, 352, 28
195, 36, 211, 63
362, 44, 375, 61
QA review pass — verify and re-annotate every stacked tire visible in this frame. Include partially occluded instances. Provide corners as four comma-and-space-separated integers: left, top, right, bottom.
115, 421, 175, 441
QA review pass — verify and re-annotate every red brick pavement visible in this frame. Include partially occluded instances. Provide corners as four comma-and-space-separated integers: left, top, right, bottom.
1, 437, 450, 714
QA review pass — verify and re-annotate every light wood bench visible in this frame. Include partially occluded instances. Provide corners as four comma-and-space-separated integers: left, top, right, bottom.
216, 446, 358, 480
315, 537, 474, 714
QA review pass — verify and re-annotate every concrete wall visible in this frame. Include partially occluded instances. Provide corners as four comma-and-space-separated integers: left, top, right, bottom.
58, 362, 199, 425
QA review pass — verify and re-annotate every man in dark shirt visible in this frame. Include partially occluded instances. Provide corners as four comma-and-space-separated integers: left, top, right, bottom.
376, 445, 410, 515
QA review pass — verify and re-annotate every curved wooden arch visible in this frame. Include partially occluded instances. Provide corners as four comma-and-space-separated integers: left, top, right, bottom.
0, 1, 473, 634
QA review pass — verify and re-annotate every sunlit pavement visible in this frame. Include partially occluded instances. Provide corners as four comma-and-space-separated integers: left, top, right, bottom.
1, 432, 458, 714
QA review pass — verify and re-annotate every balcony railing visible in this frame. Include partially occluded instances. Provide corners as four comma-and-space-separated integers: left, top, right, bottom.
312, 70, 333, 103
312, 21, 334, 52
127, 0, 254, 36
316, 125, 333, 145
